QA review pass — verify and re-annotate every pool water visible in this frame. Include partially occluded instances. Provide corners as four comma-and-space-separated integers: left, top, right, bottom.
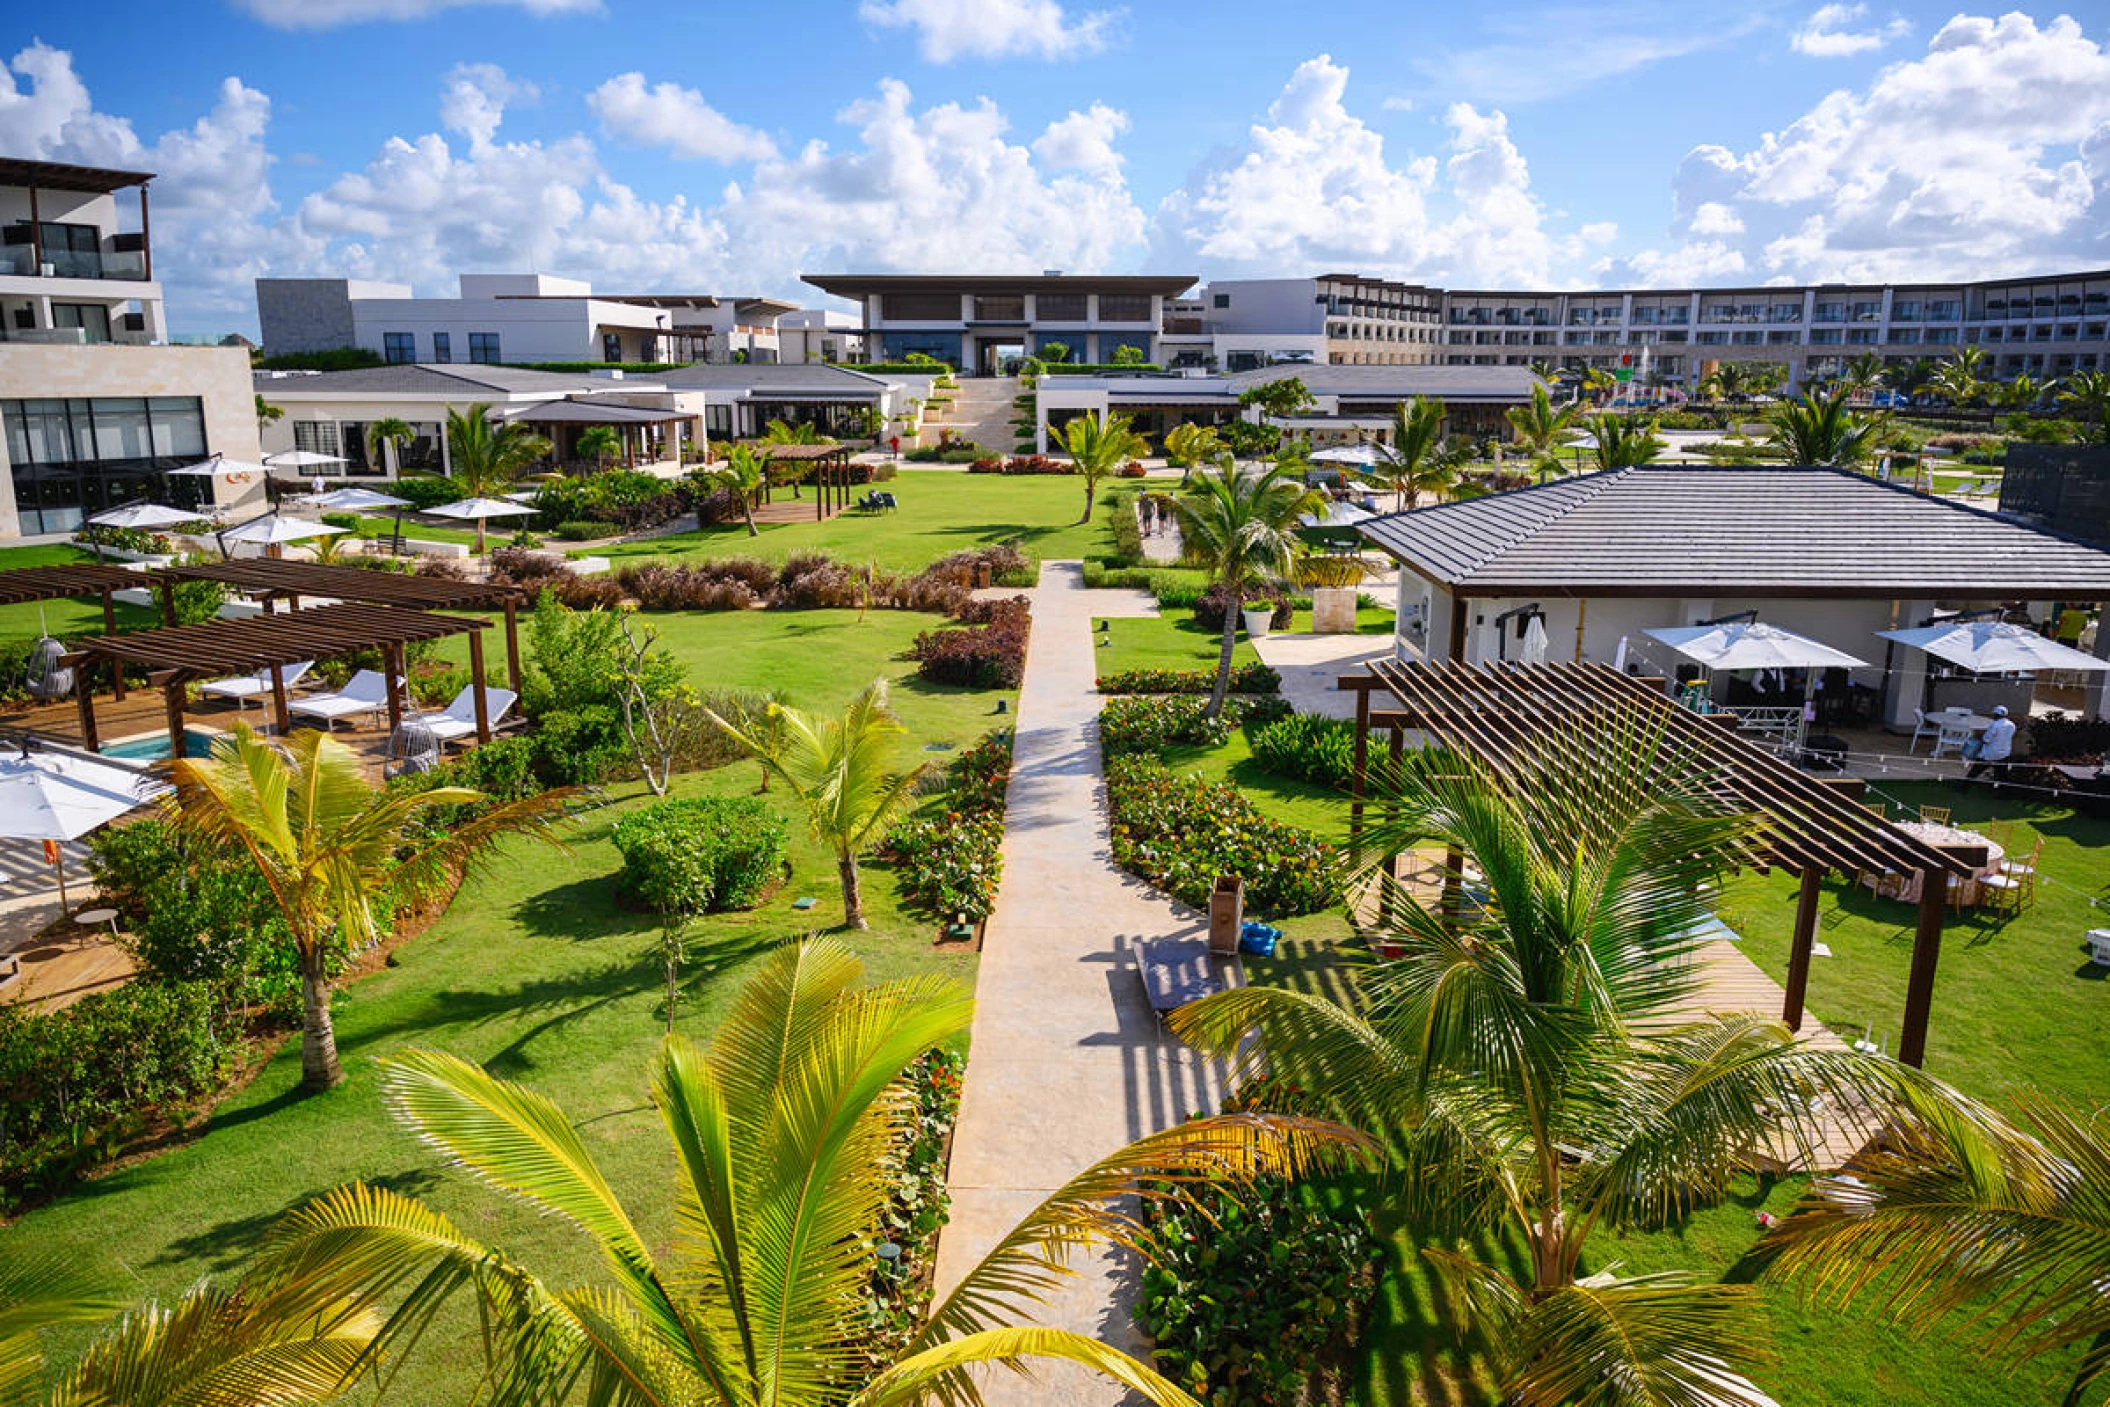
101, 729, 220, 761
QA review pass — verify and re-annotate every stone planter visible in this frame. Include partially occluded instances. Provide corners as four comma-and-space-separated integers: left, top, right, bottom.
1310, 586, 1359, 634
1242, 607, 1274, 640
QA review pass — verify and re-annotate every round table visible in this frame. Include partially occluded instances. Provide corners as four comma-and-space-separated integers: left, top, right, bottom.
73, 907, 120, 945
1926, 712, 1992, 757
1876, 821, 2005, 905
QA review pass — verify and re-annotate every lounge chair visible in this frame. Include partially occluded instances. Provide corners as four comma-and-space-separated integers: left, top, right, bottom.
200, 660, 314, 710
287, 670, 399, 731
417, 685, 519, 744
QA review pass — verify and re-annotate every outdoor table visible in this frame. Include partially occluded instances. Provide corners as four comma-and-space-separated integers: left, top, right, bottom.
74, 906, 119, 945
1870, 821, 2004, 905
1928, 712, 1992, 758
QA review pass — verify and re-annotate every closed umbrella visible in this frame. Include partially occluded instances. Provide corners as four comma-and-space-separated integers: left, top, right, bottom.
427, 496, 535, 553
1876, 620, 2110, 675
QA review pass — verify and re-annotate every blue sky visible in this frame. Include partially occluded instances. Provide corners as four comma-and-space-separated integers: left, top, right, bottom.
5, 0, 2107, 334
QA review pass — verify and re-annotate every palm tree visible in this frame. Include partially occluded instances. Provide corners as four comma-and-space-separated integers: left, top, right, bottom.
1162, 422, 1223, 471
444, 404, 552, 551
1700, 361, 1760, 403
1585, 412, 1664, 472
258, 940, 1357, 1406
706, 681, 924, 930
2059, 367, 2110, 442
1895, 357, 1940, 400
763, 417, 827, 446
1174, 458, 1324, 719
1051, 410, 1149, 525
696, 443, 769, 538
156, 725, 573, 1091
1932, 347, 1987, 406
1992, 372, 2056, 411
1760, 1088, 2110, 1406
1504, 382, 1583, 480
1171, 713, 1919, 1407
1359, 396, 1466, 510
1840, 352, 1888, 395
255, 393, 284, 433
576, 424, 622, 472
1580, 366, 1619, 404
1766, 386, 1889, 468
363, 416, 414, 475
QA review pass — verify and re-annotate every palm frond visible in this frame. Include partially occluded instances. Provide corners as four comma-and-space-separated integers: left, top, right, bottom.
853, 1327, 1200, 1407
1499, 1271, 1776, 1407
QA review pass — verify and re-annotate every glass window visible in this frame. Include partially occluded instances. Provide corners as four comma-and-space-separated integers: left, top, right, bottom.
90, 399, 152, 461
1891, 300, 1920, 321
602, 333, 622, 363
50, 304, 112, 342
431, 332, 451, 363
293, 422, 342, 457
1211, 293, 1230, 309
882, 292, 961, 321
1814, 303, 1845, 323
1771, 303, 1803, 322
1037, 292, 1087, 320
468, 332, 501, 363
4, 395, 210, 534
1097, 294, 1152, 322
383, 332, 415, 363
973, 295, 1024, 321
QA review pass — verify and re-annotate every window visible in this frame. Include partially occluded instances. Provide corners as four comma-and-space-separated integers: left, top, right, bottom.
3, 396, 210, 535
383, 332, 415, 363
468, 332, 501, 363
1771, 303, 1803, 322
431, 332, 450, 364
1814, 302, 1845, 323
1211, 293, 1230, 309
1847, 329, 1878, 344
882, 292, 961, 321
1891, 300, 1920, 322
972, 295, 1024, 321
1890, 329, 1921, 344
1927, 300, 1960, 320
1097, 293, 1152, 322
704, 404, 733, 438
1809, 329, 1843, 345
1696, 331, 1729, 345
49, 303, 112, 343
1851, 301, 1881, 322
603, 333, 622, 363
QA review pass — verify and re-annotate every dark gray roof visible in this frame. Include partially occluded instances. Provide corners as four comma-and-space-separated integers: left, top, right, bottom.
1359, 465, 2110, 599
506, 400, 687, 424
655, 364, 890, 395
252, 365, 665, 397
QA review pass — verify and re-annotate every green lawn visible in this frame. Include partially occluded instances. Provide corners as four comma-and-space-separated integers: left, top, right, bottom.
1095, 603, 1393, 679
0, 544, 160, 644
584, 470, 1116, 574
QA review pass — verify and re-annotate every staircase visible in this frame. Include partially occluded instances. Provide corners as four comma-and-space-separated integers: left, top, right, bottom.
928, 376, 1023, 454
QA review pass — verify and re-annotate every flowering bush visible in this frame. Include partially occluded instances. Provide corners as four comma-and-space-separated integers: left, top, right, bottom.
885, 730, 1012, 922
911, 599, 1031, 689
1105, 756, 1341, 917
966, 454, 1074, 475
852, 1047, 964, 1374
1116, 460, 1148, 478
1100, 695, 1232, 755
1247, 711, 1359, 791
1097, 663, 1282, 696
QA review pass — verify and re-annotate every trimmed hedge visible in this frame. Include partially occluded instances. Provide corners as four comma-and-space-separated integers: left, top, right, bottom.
1105, 756, 1340, 917
1097, 663, 1281, 696
389, 475, 471, 510
1194, 583, 1292, 632
885, 729, 1013, 921
611, 796, 788, 916
1247, 711, 1357, 790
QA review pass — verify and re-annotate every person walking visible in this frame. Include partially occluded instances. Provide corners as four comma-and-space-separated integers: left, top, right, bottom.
1964, 704, 2017, 789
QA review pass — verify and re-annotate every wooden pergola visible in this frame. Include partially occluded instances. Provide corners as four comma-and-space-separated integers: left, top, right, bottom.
1341, 658, 1980, 1067
66, 604, 492, 755
758, 443, 857, 521
150, 559, 526, 691
0, 563, 152, 702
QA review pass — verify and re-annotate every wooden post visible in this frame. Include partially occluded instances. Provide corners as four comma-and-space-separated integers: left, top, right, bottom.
466, 631, 491, 741
1349, 683, 1371, 864
383, 645, 404, 736
269, 663, 291, 734
1380, 726, 1406, 927
156, 578, 177, 627
1573, 597, 1588, 663
1898, 871, 1947, 1068
502, 599, 522, 692
1446, 595, 1468, 663
163, 682, 188, 759
74, 661, 100, 752
100, 591, 126, 701
1782, 866, 1822, 1031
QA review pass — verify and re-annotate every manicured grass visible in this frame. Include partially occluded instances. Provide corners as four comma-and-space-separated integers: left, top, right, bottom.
343, 514, 483, 546
1094, 603, 1393, 680
583, 470, 1117, 574
0, 544, 160, 644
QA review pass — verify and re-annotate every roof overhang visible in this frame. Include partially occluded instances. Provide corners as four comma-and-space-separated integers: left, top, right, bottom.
0, 158, 153, 194
803, 273, 1198, 298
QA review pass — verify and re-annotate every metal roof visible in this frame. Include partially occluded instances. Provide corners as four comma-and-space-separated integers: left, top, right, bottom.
1358, 465, 2110, 599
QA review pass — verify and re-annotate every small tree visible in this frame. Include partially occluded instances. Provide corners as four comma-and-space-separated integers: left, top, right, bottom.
1840, 352, 1888, 395
255, 393, 283, 433
1767, 387, 1888, 468
1162, 422, 1223, 470
1933, 346, 1988, 405
364, 416, 413, 474
1220, 418, 1283, 462
611, 610, 698, 797
1505, 381, 1582, 480
1237, 375, 1316, 422
2058, 368, 2110, 443
763, 417, 828, 446
1362, 396, 1466, 510
1175, 459, 1325, 718
696, 442, 768, 536
1587, 413, 1664, 472
1050, 410, 1148, 524
1109, 342, 1147, 366
576, 424, 622, 471
1038, 340, 1071, 365
444, 403, 552, 550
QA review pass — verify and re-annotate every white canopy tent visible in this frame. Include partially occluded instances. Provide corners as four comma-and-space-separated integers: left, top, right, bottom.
1876, 620, 2110, 676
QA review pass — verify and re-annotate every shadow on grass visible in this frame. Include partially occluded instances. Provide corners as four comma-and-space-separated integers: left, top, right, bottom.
145, 1166, 444, 1273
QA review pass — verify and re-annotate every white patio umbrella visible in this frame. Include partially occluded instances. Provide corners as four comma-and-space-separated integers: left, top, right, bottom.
1299, 501, 1377, 529
87, 502, 201, 530
169, 455, 273, 478
1876, 620, 2110, 675
1309, 445, 1380, 466
220, 515, 350, 548
264, 450, 346, 472
0, 744, 162, 906
308, 487, 411, 511
1645, 622, 1870, 673
426, 495, 536, 552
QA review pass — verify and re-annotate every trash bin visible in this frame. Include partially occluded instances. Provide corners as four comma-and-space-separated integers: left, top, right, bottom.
1208, 875, 1244, 955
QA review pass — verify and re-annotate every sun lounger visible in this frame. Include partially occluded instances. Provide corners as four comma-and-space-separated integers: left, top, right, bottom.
417, 685, 519, 744
1135, 936, 1234, 1025
199, 660, 314, 709
287, 670, 399, 731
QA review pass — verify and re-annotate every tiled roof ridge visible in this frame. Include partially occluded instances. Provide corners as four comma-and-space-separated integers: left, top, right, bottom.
1444, 465, 1635, 576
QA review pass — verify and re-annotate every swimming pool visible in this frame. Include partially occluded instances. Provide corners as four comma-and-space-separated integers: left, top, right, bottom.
101, 728, 221, 761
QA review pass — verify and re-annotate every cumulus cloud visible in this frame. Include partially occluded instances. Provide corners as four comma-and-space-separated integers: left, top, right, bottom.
1032, 102, 1129, 172
1689, 201, 1744, 236
858, 0, 1117, 62
588, 73, 778, 163
1791, 3, 1910, 58
439, 64, 536, 149
232, 0, 598, 27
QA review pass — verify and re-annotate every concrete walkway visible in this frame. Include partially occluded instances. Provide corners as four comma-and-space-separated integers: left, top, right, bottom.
1250, 630, 1399, 720
934, 560, 1231, 1405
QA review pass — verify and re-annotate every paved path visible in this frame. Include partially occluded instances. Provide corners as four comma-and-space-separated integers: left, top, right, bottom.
934, 560, 1231, 1405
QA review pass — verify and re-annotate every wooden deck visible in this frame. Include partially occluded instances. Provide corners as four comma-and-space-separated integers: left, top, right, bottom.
2, 929, 136, 1012
0, 690, 398, 777
749, 495, 847, 526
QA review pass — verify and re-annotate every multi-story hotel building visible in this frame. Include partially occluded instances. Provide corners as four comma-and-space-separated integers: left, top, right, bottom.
800, 273, 1197, 375
1163, 273, 1445, 370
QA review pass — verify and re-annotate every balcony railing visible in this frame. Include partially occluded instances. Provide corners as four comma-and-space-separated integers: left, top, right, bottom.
0, 248, 148, 280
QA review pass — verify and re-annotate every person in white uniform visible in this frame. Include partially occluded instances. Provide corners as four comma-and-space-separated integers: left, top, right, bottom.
1964, 704, 2017, 788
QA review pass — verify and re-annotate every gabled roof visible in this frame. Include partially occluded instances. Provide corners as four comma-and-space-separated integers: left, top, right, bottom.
1359, 465, 2110, 599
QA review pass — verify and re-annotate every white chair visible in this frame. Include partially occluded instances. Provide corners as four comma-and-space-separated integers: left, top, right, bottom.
1931, 715, 1978, 760
288, 670, 400, 731
2088, 930, 2110, 968
1908, 708, 1940, 754
418, 686, 519, 744
199, 660, 314, 710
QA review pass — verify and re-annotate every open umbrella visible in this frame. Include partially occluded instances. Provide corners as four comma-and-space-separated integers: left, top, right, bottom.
308, 487, 411, 511
221, 515, 349, 547
169, 455, 273, 477
426, 495, 535, 553
1309, 445, 1380, 466
1645, 622, 1869, 673
265, 450, 347, 473
1876, 620, 2110, 675
87, 502, 201, 530
0, 743, 163, 906
1299, 501, 1377, 529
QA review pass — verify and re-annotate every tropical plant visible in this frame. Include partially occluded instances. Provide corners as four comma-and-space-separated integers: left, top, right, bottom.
2059, 368, 2110, 442
763, 418, 828, 446
1991, 372, 2056, 411
256, 940, 1357, 1406
1504, 381, 1583, 480
1699, 361, 1762, 402
697, 443, 769, 537
1579, 367, 1619, 403
1050, 411, 1149, 524
1037, 340, 1071, 365
1110, 342, 1149, 366
155, 724, 573, 1090
1174, 458, 1325, 718
1238, 376, 1317, 422
1895, 357, 1940, 398
1170, 712, 1922, 1407
1932, 347, 1988, 405
1358, 397, 1466, 509
1219, 419, 1282, 462
576, 424, 622, 471
705, 680, 924, 929
363, 416, 414, 474
1759, 1088, 2110, 1406
1585, 412, 1664, 472
255, 393, 283, 432
1839, 352, 1889, 394
1765, 387, 1889, 468
444, 403, 553, 549
1162, 422, 1223, 470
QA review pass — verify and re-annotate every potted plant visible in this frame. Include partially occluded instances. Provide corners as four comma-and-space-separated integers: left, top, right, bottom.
1242, 601, 1276, 641
1295, 555, 1369, 635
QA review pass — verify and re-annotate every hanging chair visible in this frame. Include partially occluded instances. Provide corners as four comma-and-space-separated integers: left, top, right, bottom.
25, 636, 73, 702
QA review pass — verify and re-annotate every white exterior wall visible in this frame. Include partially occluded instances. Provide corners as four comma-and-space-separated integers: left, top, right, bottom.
348, 296, 671, 364
1033, 384, 1112, 453
0, 186, 165, 343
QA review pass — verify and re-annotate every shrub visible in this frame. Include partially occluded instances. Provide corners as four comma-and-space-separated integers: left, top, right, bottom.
1105, 756, 1341, 917
964, 453, 1074, 475
1193, 583, 1292, 631
553, 520, 620, 542
884, 730, 1013, 921
531, 706, 630, 786
1107, 494, 1144, 566
1247, 712, 1357, 790
611, 796, 788, 916
1100, 695, 1236, 754
1116, 461, 1148, 478
389, 475, 469, 510
1097, 663, 1281, 696
2028, 711, 2110, 761
531, 470, 692, 533
852, 1048, 964, 1371
911, 599, 1031, 689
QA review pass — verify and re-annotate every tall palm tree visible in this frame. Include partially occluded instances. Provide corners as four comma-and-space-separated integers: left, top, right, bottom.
257, 940, 1357, 1407
363, 416, 415, 475
1504, 382, 1583, 480
706, 681, 923, 930
1766, 387, 1889, 468
575, 424, 622, 472
1585, 412, 1664, 472
1840, 352, 1888, 395
2059, 367, 2110, 443
1171, 713, 1920, 1407
1051, 410, 1149, 525
445, 404, 552, 550
156, 725, 573, 1091
1760, 1088, 2110, 1406
1360, 396, 1466, 510
696, 443, 769, 537
1174, 458, 1324, 719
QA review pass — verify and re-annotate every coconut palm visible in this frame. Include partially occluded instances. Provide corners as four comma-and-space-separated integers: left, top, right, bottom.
705, 681, 923, 930
1931, 347, 1987, 406
1171, 712, 1920, 1407
1580, 366, 1619, 404
1162, 422, 1223, 471
1050, 410, 1149, 524
2059, 368, 2110, 442
156, 725, 573, 1091
256, 940, 1357, 1407
445, 404, 552, 550
1174, 458, 1325, 719
1760, 1088, 2110, 1406
1840, 352, 1888, 395
763, 418, 828, 447
696, 443, 768, 537
575, 424, 622, 472
1992, 372, 2056, 411
1699, 362, 1762, 403
363, 416, 415, 475
1585, 412, 1664, 472
1359, 397, 1467, 510
1766, 387, 1889, 468
1504, 382, 1583, 480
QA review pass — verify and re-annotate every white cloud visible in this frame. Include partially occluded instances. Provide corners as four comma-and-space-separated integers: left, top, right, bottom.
1423, 6, 1761, 103
857, 0, 1117, 62
1792, 3, 1910, 58
1032, 103, 1129, 172
1380, 95, 1415, 113
1689, 200, 1744, 235
588, 73, 778, 163
232, 0, 597, 27
438, 64, 536, 149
